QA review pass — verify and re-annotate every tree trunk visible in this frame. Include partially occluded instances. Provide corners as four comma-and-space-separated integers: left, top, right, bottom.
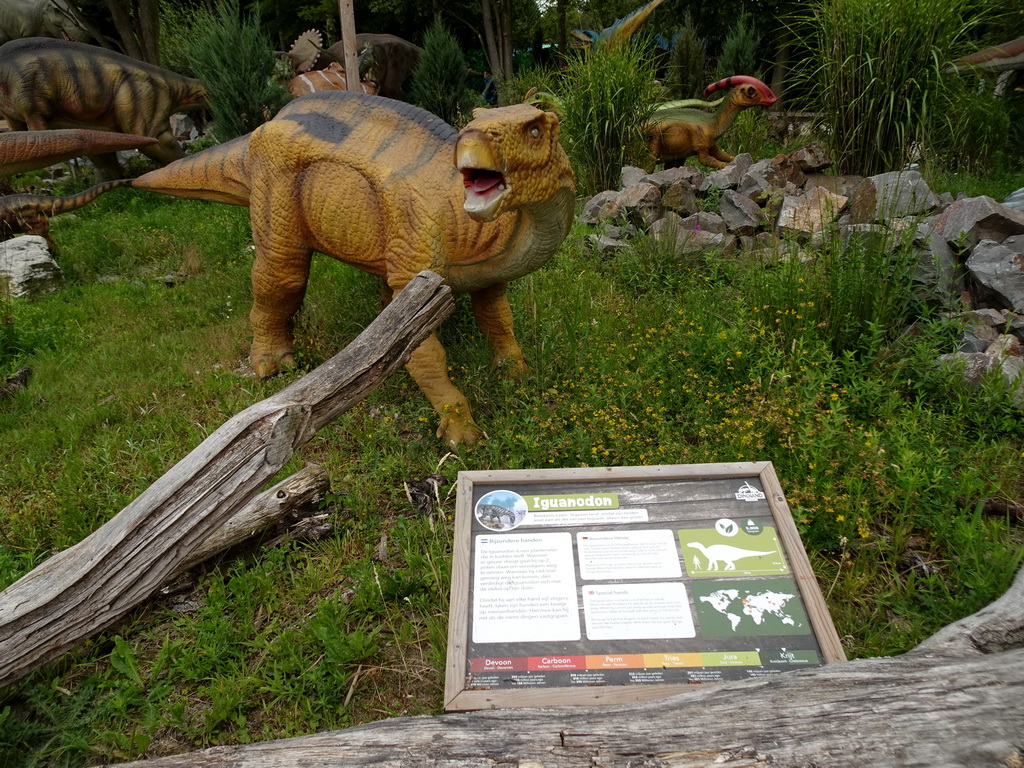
105, 567, 1024, 767
479, 0, 513, 78
136, 0, 160, 64
0, 272, 454, 690
337, 0, 360, 92
104, 0, 143, 60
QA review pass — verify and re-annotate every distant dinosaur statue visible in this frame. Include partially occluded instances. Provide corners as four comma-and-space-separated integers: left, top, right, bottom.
571, 0, 668, 49
644, 75, 777, 169
686, 542, 776, 571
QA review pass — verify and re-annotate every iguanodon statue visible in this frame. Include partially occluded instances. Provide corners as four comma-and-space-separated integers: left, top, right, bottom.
128, 92, 575, 447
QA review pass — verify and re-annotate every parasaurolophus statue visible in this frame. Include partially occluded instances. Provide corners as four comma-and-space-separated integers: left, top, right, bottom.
131, 92, 576, 447
0, 37, 207, 179
645, 75, 777, 169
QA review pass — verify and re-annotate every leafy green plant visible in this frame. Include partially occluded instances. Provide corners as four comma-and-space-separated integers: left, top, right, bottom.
790, 0, 987, 175
556, 38, 661, 194
665, 12, 708, 99
181, 0, 290, 142
408, 17, 476, 127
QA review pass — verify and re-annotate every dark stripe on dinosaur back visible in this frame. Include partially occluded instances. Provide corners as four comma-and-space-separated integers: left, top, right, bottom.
288, 91, 458, 145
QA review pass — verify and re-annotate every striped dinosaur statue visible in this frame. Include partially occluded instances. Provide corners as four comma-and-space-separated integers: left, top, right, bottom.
130, 91, 575, 447
0, 37, 207, 179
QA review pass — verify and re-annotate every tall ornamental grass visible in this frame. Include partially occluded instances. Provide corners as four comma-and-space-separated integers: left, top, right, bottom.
791, 0, 984, 176
556, 39, 661, 195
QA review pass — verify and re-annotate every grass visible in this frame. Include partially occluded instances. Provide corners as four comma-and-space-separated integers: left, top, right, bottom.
0, 161, 1022, 764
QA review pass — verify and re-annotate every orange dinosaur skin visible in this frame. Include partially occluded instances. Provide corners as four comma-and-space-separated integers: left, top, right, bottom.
133, 91, 575, 447
645, 77, 777, 169
0, 128, 157, 176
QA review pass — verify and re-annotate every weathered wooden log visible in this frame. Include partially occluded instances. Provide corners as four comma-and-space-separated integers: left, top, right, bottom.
172, 463, 330, 575
113, 567, 1024, 768
0, 271, 454, 689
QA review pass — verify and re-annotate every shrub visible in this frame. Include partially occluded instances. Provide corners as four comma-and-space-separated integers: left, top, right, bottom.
556, 39, 661, 195
665, 12, 708, 99
181, 0, 290, 142
715, 13, 761, 82
790, 0, 986, 176
407, 18, 476, 127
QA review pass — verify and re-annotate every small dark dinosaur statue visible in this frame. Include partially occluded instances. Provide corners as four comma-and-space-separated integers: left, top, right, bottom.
128, 92, 575, 447
0, 37, 207, 179
645, 75, 778, 168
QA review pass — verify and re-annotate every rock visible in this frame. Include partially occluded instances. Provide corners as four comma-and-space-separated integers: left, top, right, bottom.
719, 189, 764, 236
620, 165, 647, 189
0, 236, 63, 298
965, 238, 1024, 312
776, 187, 849, 240
660, 179, 698, 217
911, 222, 959, 307
737, 155, 805, 202
678, 211, 728, 235
699, 153, 753, 193
617, 183, 663, 228
986, 334, 1021, 358
170, 113, 200, 142
1001, 187, 1024, 212
578, 190, 620, 224
787, 143, 832, 172
588, 233, 631, 254
652, 218, 737, 256
868, 170, 939, 221
933, 196, 1024, 252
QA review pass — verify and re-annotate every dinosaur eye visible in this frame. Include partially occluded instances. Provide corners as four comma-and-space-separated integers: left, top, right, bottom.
529, 126, 541, 140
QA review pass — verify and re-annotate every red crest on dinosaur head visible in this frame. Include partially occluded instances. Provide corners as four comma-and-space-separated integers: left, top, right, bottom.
702, 76, 777, 105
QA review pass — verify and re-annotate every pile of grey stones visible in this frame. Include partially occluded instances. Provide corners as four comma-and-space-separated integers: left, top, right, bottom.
580, 144, 1024, 408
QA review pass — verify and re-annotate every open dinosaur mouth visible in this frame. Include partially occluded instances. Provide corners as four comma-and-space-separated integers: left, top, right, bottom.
459, 167, 508, 219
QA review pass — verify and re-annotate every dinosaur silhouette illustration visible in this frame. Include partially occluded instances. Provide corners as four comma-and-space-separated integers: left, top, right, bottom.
686, 542, 776, 571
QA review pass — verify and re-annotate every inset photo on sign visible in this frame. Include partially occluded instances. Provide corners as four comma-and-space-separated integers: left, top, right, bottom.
474, 490, 528, 531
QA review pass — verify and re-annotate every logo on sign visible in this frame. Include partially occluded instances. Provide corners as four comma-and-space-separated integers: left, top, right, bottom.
735, 481, 766, 502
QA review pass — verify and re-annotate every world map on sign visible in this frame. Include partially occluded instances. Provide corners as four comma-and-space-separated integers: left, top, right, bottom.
699, 588, 798, 632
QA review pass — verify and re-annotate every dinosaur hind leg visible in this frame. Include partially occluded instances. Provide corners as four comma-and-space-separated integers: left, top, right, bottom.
471, 282, 527, 377
87, 151, 124, 181
248, 220, 313, 377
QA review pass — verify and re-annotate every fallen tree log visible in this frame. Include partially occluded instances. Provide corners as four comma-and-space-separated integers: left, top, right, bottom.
167, 462, 331, 576
115, 567, 1024, 768
0, 271, 454, 690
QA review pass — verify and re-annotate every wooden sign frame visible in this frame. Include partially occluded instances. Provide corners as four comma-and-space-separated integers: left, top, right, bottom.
444, 462, 845, 711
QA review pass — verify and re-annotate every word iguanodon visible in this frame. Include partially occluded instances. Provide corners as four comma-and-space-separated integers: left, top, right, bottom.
132, 91, 576, 447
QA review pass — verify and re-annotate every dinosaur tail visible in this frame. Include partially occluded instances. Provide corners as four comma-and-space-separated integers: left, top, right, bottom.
0, 178, 133, 219
0, 129, 159, 177
132, 136, 252, 206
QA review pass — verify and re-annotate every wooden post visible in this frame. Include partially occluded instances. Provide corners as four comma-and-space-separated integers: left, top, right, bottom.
0, 271, 454, 689
338, 0, 361, 91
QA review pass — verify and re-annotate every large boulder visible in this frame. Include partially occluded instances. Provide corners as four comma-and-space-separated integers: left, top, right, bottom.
933, 196, 1024, 252
867, 169, 940, 221
776, 187, 849, 240
719, 189, 765, 236
965, 237, 1024, 312
0, 236, 64, 298
699, 153, 753, 193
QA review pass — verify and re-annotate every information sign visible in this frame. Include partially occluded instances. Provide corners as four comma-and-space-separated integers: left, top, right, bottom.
444, 462, 845, 711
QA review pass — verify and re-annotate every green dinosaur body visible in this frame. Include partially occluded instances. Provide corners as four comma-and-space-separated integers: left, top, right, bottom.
133, 91, 575, 446
0, 38, 207, 178
645, 76, 777, 168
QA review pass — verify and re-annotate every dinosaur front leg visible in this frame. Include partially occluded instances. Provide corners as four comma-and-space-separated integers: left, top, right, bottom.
248, 226, 313, 377
709, 145, 734, 165
471, 281, 528, 377
405, 331, 484, 448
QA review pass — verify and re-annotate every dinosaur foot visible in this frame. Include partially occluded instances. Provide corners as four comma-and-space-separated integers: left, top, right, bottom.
437, 405, 485, 449
250, 349, 297, 378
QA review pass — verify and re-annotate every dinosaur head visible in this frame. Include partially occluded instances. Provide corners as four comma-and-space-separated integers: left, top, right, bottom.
703, 76, 777, 108
455, 104, 574, 222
